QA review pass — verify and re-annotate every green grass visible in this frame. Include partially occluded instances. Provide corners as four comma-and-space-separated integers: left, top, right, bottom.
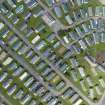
88, 43, 105, 57
0, 59, 42, 105
1, 0, 105, 105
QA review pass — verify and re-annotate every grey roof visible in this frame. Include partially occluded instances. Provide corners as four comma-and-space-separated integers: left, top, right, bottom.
20, 23, 28, 31
13, 67, 24, 76
29, 99, 36, 105
7, 11, 13, 19
8, 62, 17, 71
101, 32, 105, 42
63, 88, 75, 99
54, 6, 62, 18
61, 2, 69, 13
25, 29, 33, 37
7, 84, 17, 96
25, 50, 34, 59
8, 35, 18, 45
41, 67, 52, 76
23, 12, 31, 20
18, 45, 29, 55
12, 40, 23, 51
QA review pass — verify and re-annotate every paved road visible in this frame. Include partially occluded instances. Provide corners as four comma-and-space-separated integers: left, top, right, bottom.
22, 2, 105, 105
62, 16, 105, 30
43, 2, 105, 102
38, 0, 64, 29
54, 16, 105, 50
0, 0, 3, 4
37, 1, 89, 50
54, 28, 105, 50
37, 0, 105, 52
37, 0, 71, 49
0, 40, 62, 96
67, 28, 105, 48
1, 41, 69, 96
0, 90, 13, 105
0, 1, 105, 105
97, 92, 105, 105
0, 14, 96, 105
39, 0, 105, 50
0, 13, 70, 87
0, 14, 70, 96
38, 0, 105, 31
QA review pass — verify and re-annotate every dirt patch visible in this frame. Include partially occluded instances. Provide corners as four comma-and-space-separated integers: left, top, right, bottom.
96, 50, 105, 66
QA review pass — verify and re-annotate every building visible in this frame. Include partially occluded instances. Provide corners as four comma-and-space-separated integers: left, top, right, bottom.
65, 15, 73, 25
54, 6, 62, 18
78, 40, 87, 50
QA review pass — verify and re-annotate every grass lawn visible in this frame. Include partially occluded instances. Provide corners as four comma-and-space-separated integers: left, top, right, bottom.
88, 43, 105, 57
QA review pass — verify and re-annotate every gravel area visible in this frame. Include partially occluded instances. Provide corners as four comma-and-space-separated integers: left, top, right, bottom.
99, 0, 105, 4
